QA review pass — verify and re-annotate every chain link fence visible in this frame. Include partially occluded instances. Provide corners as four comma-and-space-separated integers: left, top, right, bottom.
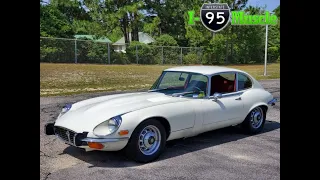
40, 36, 278, 65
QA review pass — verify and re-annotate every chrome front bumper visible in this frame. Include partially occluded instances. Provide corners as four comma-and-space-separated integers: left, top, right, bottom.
44, 124, 129, 151
268, 98, 277, 106
79, 137, 129, 151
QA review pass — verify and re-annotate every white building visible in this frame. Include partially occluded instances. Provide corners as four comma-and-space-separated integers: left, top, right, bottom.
113, 32, 155, 53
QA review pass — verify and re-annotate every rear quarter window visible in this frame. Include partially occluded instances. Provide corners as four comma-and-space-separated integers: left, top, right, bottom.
238, 73, 252, 90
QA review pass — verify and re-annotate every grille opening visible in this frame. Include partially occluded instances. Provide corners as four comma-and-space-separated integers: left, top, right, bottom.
54, 126, 76, 145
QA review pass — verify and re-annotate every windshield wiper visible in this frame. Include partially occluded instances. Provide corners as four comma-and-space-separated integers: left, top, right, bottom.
148, 87, 178, 92
171, 91, 195, 97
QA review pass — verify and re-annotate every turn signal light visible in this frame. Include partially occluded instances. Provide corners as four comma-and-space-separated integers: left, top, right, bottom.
88, 142, 104, 149
119, 130, 129, 136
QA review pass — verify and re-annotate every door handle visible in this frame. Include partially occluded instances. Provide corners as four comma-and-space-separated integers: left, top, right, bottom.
235, 97, 241, 100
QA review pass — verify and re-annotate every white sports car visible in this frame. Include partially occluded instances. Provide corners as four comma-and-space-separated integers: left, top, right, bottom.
45, 66, 276, 162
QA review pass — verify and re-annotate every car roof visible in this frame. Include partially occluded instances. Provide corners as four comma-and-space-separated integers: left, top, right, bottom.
164, 66, 244, 75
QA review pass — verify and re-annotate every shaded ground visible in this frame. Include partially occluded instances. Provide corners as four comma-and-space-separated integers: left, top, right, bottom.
40, 79, 280, 180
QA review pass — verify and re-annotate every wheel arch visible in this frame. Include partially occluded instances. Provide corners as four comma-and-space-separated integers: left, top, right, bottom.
135, 116, 171, 140
248, 103, 268, 114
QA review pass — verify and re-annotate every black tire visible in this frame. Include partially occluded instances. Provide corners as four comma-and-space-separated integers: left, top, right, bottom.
125, 119, 166, 163
241, 106, 266, 134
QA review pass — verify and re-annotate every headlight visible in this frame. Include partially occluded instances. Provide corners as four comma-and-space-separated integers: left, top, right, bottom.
93, 116, 122, 137
59, 104, 72, 116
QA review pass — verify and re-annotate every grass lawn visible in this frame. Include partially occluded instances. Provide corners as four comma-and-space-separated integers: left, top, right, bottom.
40, 63, 280, 96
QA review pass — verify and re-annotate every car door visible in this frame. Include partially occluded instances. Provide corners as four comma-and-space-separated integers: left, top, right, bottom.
202, 92, 244, 125
202, 72, 244, 126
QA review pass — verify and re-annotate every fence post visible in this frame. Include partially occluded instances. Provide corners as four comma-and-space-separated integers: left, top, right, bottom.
136, 45, 138, 64
161, 47, 164, 64
107, 43, 110, 64
74, 39, 77, 63
180, 47, 183, 64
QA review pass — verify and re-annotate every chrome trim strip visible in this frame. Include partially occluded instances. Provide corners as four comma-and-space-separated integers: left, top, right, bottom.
207, 91, 243, 99
81, 137, 129, 143
268, 98, 277, 105
220, 91, 243, 98
171, 127, 193, 133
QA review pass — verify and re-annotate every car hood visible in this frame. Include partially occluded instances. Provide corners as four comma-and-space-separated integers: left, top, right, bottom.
54, 92, 189, 132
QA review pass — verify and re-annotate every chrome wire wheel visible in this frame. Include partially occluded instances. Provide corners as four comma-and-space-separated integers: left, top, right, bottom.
138, 125, 161, 156
250, 107, 264, 129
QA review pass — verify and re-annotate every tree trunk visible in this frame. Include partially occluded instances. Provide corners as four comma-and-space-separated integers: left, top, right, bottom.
131, 12, 139, 42
122, 15, 129, 44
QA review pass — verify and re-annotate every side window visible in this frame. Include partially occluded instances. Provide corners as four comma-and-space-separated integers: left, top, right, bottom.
186, 74, 208, 95
210, 73, 236, 95
238, 73, 252, 91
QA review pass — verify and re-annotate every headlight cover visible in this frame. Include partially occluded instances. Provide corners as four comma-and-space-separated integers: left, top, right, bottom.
93, 116, 122, 137
59, 104, 72, 117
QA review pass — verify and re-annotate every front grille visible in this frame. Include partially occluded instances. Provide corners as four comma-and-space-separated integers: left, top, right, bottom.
54, 126, 76, 145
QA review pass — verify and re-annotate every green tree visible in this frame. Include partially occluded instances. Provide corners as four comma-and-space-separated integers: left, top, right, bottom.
153, 34, 178, 46
153, 34, 179, 64
126, 41, 155, 64
143, 16, 161, 37
268, 5, 280, 62
40, 3, 73, 37
84, 0, 144, 44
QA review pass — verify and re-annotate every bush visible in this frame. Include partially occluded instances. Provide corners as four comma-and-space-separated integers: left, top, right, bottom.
40, 38, 74, 63
153, 34, 178, 46
268, 46, 279, 63
183, 53, 198, 64
86, 42, 108, 63
151, 34, 180, 64
111, 51, 129, 64
126, 41, 155, 64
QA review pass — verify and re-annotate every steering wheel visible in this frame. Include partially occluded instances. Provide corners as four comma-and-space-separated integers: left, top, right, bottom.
193, 86, 202, 92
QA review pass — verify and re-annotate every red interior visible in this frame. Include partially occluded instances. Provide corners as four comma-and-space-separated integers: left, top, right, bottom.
210, 75, 235, 95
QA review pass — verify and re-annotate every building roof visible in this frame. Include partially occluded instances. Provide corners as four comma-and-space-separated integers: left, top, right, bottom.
74, 35, 112, 43
113, 32, 155, 45
164, 66, 244, 75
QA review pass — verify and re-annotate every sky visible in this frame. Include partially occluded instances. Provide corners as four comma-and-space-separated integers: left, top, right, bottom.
247, 0, 280, 11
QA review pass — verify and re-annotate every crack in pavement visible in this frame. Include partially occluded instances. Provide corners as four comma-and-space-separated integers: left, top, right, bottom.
40, 150, 56, 158
43, 173, 51, 180
44, 138, 57, 146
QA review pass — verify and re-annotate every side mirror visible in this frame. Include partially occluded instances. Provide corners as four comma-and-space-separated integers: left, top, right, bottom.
210, 92, 222, 101
178, 77, 185, 81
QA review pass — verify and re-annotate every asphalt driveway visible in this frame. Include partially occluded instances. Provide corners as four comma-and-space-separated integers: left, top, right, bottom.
40, 79, 280, 180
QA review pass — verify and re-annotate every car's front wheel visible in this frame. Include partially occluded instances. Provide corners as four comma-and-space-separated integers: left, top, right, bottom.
241, 106, 266, 134
125, 119, 166, 163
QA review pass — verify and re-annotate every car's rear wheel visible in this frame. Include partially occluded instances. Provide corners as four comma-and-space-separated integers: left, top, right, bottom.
241, 106, 266, 134
125, 119, 166, 163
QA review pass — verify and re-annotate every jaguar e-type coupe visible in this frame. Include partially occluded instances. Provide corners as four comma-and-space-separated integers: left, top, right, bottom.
45, 66, 276, 163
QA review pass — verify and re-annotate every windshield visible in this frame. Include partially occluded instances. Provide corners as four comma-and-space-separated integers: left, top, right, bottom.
150, 71, 208, 97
